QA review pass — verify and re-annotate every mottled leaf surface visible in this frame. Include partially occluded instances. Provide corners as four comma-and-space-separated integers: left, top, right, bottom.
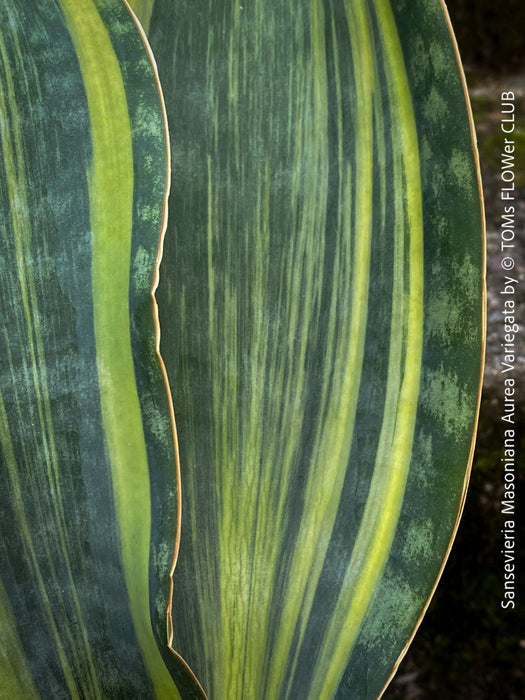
134, 0, 485, 698
0, 1, 185, 697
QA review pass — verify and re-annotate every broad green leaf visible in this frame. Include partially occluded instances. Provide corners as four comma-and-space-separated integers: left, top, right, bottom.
0, 1, 197, 696
134, 0, 485, 698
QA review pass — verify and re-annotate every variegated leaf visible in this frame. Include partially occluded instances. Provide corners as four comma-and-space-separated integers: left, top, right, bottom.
0, 1, 199, 696
133, 0, 485, 697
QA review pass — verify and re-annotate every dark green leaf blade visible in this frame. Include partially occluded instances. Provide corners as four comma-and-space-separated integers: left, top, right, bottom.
142, 0, 485, 696
0, 1, 188, 696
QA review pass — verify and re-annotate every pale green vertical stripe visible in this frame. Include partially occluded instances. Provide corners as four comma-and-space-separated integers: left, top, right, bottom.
0, 386, 79, 697
310, 0, 424, 695
0, 23, 98, 698
0, 393, 40, 700
265, 2, 376, 697
0, 576, 39, 698
58, 2, 179, 697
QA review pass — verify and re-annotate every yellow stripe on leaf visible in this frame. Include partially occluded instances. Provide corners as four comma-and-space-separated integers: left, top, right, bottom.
58, 1, 179, 697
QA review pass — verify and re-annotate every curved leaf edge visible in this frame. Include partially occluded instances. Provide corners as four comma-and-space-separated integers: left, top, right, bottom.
128, 0, 487, 696
378, 1, 486, 695
124, 2, 208, 697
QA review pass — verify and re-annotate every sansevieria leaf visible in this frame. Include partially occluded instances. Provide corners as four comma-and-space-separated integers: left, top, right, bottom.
1, 0, 484, 697
0, 1, 201, 697
131, 0, 485, 698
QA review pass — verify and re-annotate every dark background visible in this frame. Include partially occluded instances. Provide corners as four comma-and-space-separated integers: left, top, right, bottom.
384, 2, 525, 698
